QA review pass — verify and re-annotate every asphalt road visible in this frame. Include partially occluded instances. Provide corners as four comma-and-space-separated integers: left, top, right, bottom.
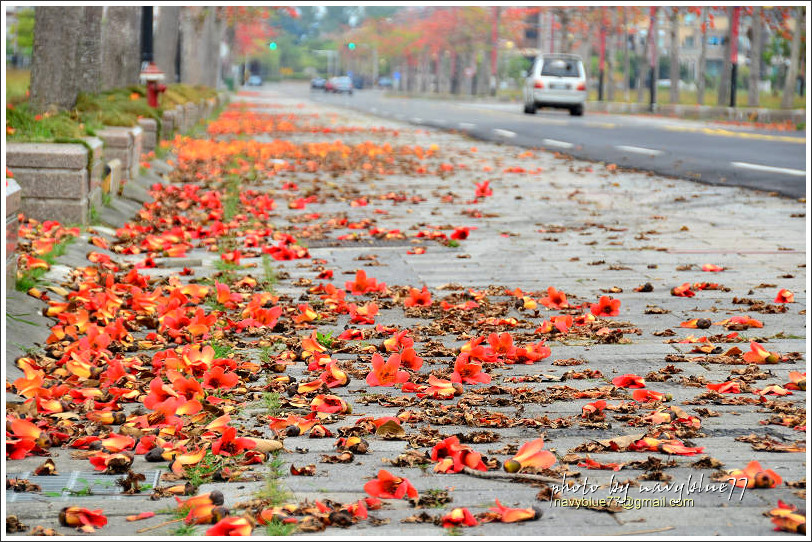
291, 84, 807, 200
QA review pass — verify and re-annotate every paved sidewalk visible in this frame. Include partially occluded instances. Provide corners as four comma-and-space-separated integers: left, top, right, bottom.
4, 88, 807, 537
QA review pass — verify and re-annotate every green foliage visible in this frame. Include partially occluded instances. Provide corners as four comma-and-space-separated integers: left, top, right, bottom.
6, 82, 216, 143
89, 204, 100, 225
209, 339, 235, 359
186, 449, 226, 489
265, 518, 296, 536
262, 255, 277, 289
262, 392, 282, 416
6, 102, 89, 141
15, 235, 76, 291
255, 451, 292, 506
316, 331, 334, 349
10, 8, 35, 53
5, 69, 31, 104
170, 523, 198, 536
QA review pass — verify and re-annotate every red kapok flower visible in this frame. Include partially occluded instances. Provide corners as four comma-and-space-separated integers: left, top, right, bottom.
59, 507, 108, 531
442, 507, 479, 528
430, 435, 487, 473
590, 295, 620, 317
451, 352, 491, 385
540, 286, 569, 309
365, 352, 410, 387
404, 286, 432, 307
504, 438, 556, 472
205, 516, 253, 536
488, 499, 542, 523
202, 366, 239, 390
212, 426, 256, 457
742, 341, 781, 364
363, 469, 418, 500
774, 289, 794, 303
632, 389, 666, 402
612, 374, 645, 388
728, 460, 782, 489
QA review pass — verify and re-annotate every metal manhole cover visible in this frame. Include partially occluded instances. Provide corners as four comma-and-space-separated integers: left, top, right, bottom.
6, 470, 162, 502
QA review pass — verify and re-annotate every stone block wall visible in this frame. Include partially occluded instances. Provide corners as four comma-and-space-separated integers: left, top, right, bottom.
104, 158, 123, 197
138, 118, 158, 154
85, 137, 104, 211
161, 109, 176, 141
6, 178, 22, 289
97, 126, 142, 182
6, 142, 94, 225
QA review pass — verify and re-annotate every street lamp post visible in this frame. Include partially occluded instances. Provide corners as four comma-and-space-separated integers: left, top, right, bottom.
139, 6, 166, 108
648, 6, 657, 112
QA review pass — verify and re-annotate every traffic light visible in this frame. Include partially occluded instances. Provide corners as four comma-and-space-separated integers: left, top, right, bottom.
347, 42, 356, 50
269, 41, 278, 50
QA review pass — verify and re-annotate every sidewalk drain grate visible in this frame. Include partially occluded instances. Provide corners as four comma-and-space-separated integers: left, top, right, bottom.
6, 470, 162, 502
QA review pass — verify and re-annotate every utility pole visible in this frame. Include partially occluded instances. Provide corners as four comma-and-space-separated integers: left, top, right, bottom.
729, 7, 740, 107
490, 6, 499, 96
536, 9, 544, 54
598, 8, 606, 102
648, 6, 657, 112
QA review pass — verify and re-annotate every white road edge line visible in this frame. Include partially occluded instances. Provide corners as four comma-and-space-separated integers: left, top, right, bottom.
459, 122, 476, 130
410, 117, 423, 123
731, 162, 806, 177
543, 138, 574, 149
493, 128, 516, 138
615, 145, 663, 156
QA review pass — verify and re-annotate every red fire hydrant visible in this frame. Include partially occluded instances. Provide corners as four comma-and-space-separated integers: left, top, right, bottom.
139, 62, 166, 108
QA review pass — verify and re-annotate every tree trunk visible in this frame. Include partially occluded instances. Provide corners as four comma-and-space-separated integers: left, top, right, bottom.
76, 7, 103, 95
669, 9, 680, 103
637, 31, 648, 103
607, 26, 615, 101
102, 7, 142, 90
747, 7, 762, 107
155, 6, 180, 83
623, 8, 630, 101
781, 6, 802, 109
717, 7, 733, 106
180, 7, 218, 86
29, 7, 82, 113
697, 8, 708, 105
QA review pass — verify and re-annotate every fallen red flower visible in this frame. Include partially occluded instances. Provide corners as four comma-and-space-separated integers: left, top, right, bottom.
728, 460, 782, 489
488, 499, 541, 523
365, 352, 410, 387
205, 516, 253, 536
442, 507, 478, 528
504, 438, 555, 472
590, 295, 620, 317
363, 469, 418, 500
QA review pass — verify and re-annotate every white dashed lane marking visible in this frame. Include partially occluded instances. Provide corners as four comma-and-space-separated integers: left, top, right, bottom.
731, 162, 806, 177
615, 145, 663, 156
542, 139, 574, 149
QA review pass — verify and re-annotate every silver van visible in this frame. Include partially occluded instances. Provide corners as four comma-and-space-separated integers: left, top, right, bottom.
523, 53, 587, 116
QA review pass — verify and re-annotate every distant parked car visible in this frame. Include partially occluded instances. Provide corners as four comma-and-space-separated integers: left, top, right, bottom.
523, 53, 586, 116
311, 77, 326, 90
247, 75, 262, 86
324, 78, 335, 92
330, 76, 353, 94
377, 76, 393, 89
